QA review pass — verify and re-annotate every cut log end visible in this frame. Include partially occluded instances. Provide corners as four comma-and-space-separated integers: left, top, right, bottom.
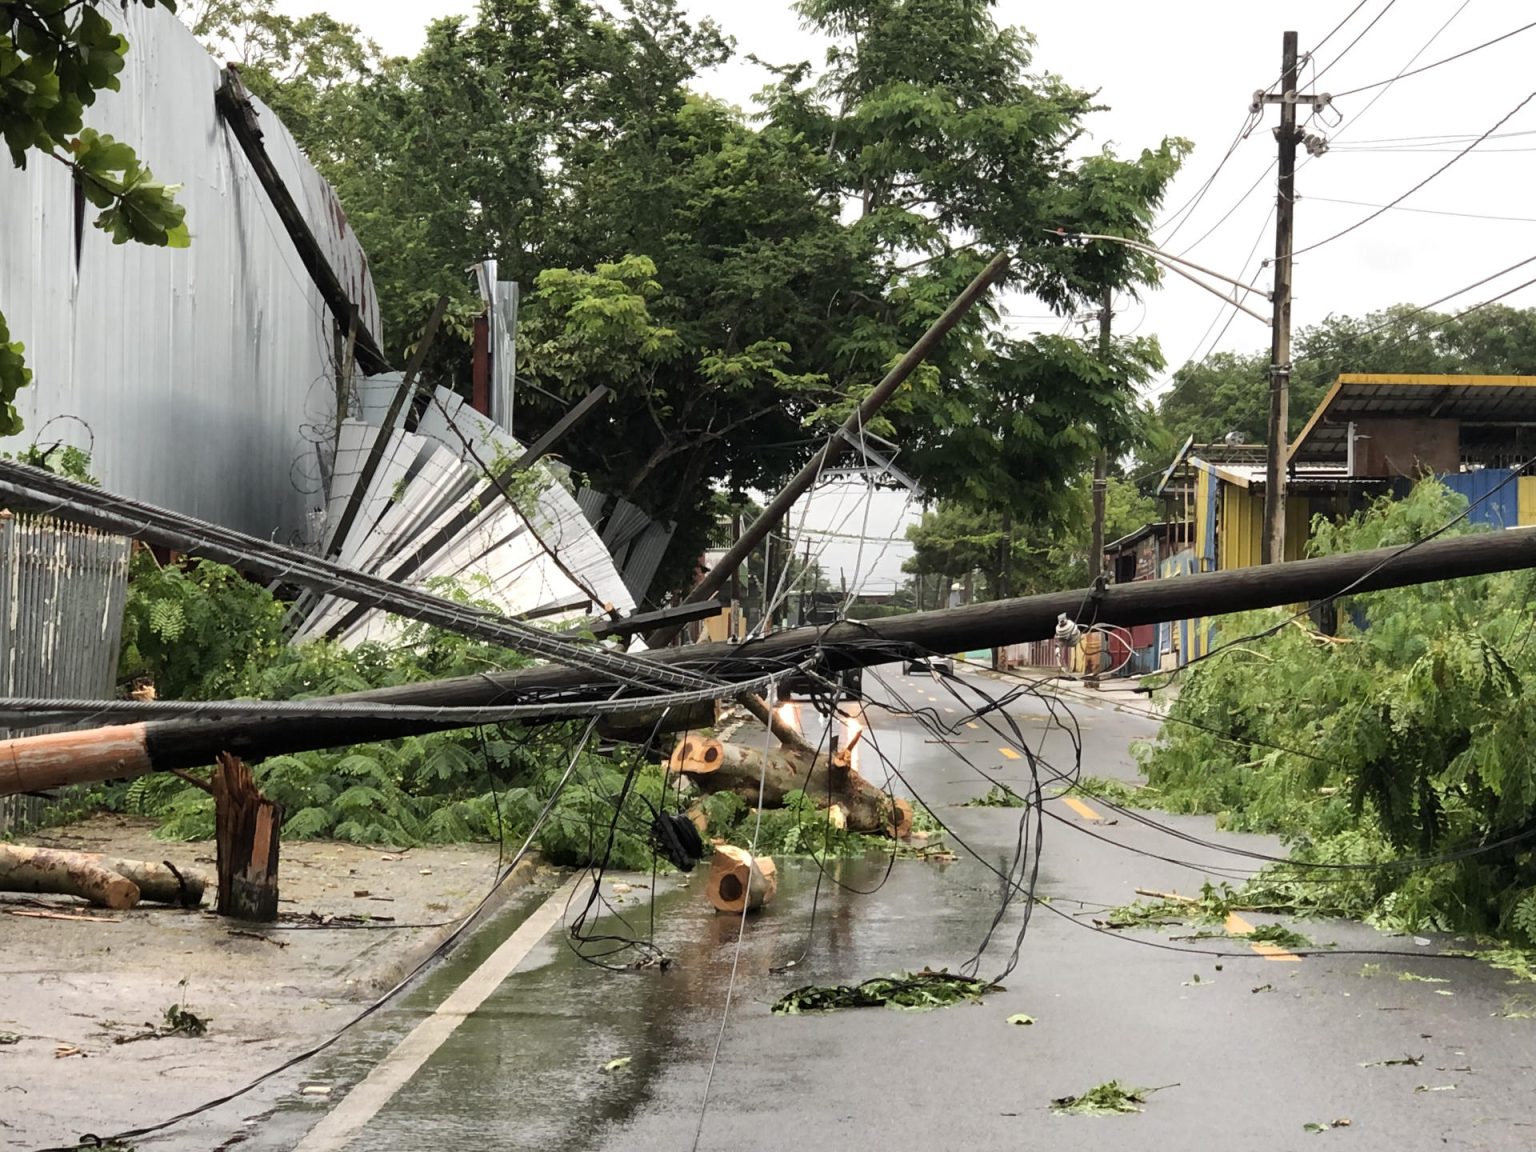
705, 844, 777, 914
888, 798, 914, 840
669, 736, 725, 776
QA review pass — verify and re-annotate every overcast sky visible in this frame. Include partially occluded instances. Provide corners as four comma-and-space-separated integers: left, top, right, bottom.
273, 0, 1536, 588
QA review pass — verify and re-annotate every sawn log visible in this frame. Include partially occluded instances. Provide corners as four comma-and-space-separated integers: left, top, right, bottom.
0, 844, 140, 909
669, 736, 908, 837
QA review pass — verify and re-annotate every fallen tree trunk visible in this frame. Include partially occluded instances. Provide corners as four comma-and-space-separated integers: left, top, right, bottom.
670, 736, 907, 837
0, 845, 139, 909
706, 845, 777, 913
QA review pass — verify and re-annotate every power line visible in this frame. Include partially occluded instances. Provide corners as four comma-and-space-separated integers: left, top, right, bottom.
1312, 0, 1398, 84
1331, 19, 1536, 98
1297, 0, 1471, 176
1295, 90, 1536, 257
1335, 128, 1536, 146
1310, 0, 1373, 57
1304, 194, 1536, 224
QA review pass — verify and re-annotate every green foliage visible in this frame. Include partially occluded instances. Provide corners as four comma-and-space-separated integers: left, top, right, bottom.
1050, 1080, 1154, 1116
771, 969, 997, 1014
0, 311, 30, 437
1070, 776, 1161, 809
1136, 480, 1536, 944
0, 1, 188, 434
193, 0, 1186, 595
964, 784, 1025, 809
905, 474, 1155, 599
3, 440, 97, 484
707, 787, 901, 859
118, 552, 287, 700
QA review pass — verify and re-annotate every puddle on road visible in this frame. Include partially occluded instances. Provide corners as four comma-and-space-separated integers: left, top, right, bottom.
226, 849, 1031, 1152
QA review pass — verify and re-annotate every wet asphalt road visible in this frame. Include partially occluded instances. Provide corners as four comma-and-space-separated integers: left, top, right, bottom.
232, 666, 1536, 1151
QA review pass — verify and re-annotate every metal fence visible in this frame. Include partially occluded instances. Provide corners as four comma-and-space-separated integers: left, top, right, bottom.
0, 513, 131, 836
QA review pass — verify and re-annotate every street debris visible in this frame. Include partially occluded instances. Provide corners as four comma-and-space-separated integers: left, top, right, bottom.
705, 846, 777, 914
1050, 1080, 1171, 1116
113, 1003, 211, 1045
0, 844, 208, 909
772, 969, 999, 1014
1414, 1084, 1456, 1093
1360, 1054, 1422, 1067
964, 785, 1025, 808
54, 1044, 84, 1059
0, 1031, 19, 1045
1252, 984, 1274, 994
1445, 947, 1536, 983
1303, 1119, 1352, 1133
301, 1085, 332, 1097
4, 908, 120, 923
602, 1057, 631, 1072
1398, 973, 1449, 983
228, 929, 288, 948
1007, 1014, 1035, 1026
1245, 923, 1314, 949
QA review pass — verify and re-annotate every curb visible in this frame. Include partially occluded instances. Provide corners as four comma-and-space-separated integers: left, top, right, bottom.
354, 852, 547, 995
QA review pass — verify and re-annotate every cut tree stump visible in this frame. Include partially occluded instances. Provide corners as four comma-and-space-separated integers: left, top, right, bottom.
0, 844, 139, 909
705, 845, 777, 913
213, 752, 283, 921
669, 736, 910, 837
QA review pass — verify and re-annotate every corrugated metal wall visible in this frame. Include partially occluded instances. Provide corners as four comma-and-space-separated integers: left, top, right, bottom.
1520, 476, 1536, 526
0, 515, 131, 835
1439, 468, 1521, 528
0, 6, 379, 544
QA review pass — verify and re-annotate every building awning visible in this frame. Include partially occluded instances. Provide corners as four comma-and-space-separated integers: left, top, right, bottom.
1290, 374, 1536, 464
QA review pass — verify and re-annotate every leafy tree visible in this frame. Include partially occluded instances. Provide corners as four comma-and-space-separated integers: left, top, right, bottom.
0, 0, 190, 434
1158, 304, 1536, 450
1138, 480, 1536, 943
904, 473, 1154, 600
190, 0, 1188, 595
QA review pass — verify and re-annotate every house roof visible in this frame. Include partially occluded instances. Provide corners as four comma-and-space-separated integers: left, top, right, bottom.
1187, 456, 1384, 492
1290, 374, 1536, 463
1105, 521, 1192, 552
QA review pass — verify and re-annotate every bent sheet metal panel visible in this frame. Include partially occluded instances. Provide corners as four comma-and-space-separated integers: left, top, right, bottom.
0, 5, 379, 544
295, 388, 637, 646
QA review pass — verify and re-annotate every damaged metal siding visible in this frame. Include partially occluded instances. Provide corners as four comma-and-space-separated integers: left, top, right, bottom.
0, 514, 131, 834
0, 5, 379, 544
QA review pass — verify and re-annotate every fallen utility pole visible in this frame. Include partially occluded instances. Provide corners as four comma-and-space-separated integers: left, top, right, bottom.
644, 252, 1012, 648
4, 526, 1535, 796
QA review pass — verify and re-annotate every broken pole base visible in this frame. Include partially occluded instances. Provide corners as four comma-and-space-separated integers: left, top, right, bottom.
212, 752, 282, 922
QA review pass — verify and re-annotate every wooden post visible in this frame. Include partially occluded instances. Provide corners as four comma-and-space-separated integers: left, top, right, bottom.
212, 753, 282, 922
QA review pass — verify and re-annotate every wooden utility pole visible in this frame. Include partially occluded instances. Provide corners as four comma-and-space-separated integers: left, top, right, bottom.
1255, 31, 1325, 563
644, 253, 1011, 648
6, 526, 1536, 794
1090, 285, 1112, 578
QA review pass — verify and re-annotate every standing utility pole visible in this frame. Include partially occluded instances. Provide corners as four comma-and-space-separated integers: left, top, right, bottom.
1090, 285, 1112, 580
1255, 31, 1327, 563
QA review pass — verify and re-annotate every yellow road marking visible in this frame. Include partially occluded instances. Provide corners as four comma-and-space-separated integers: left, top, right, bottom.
1225, 912, 1302, 963
999, 747, 1022, 760
1061, 795, 1101, 821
